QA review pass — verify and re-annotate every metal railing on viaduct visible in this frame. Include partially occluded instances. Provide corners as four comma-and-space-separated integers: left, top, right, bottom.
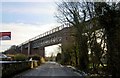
17, 23, 75, 57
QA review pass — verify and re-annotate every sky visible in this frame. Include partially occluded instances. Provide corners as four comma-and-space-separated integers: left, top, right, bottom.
0, 0, 61, 56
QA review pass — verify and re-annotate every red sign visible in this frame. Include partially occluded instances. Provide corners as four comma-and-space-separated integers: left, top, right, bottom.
0, 32, 11, 40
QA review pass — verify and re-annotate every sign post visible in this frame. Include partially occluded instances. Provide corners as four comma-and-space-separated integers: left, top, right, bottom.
0, 32, 11, 40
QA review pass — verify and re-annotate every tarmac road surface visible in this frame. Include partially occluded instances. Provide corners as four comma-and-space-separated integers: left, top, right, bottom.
13, 61, 84, 78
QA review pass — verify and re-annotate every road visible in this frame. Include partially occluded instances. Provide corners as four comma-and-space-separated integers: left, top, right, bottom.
13, 61, 84, 78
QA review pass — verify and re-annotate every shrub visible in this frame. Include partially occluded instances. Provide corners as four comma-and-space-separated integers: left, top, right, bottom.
14, 54, 27, 61
56, 53, 61, 62
31, 54, 41, 60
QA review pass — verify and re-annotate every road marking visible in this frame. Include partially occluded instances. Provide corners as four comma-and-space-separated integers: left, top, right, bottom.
60, 64, 64, 67
49, 66, 53, 68
74, 72, 82, 76
35, 68, 38, 69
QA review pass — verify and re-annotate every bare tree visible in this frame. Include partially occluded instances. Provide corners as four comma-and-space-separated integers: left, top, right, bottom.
56, 1, 89, 71
56, 0, 120, 77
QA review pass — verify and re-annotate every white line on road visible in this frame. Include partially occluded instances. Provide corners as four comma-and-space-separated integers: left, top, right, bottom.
60, 64, 64, 67
74, 72, 82, 76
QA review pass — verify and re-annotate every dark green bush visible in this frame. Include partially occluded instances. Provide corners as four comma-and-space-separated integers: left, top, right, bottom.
31, 54, 41, 60
14, 54, 27, 61
56, 53, 61, 62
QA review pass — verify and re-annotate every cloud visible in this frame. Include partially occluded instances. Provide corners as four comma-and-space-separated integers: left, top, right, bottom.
1, 0, 60, 2
0, 22, 60, 52
2, 3, 57, 15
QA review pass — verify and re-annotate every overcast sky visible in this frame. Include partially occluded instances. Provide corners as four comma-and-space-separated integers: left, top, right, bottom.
0, 0, 61, 56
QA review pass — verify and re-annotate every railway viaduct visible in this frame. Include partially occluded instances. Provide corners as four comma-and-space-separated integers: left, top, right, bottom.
18, 24, 76, 57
